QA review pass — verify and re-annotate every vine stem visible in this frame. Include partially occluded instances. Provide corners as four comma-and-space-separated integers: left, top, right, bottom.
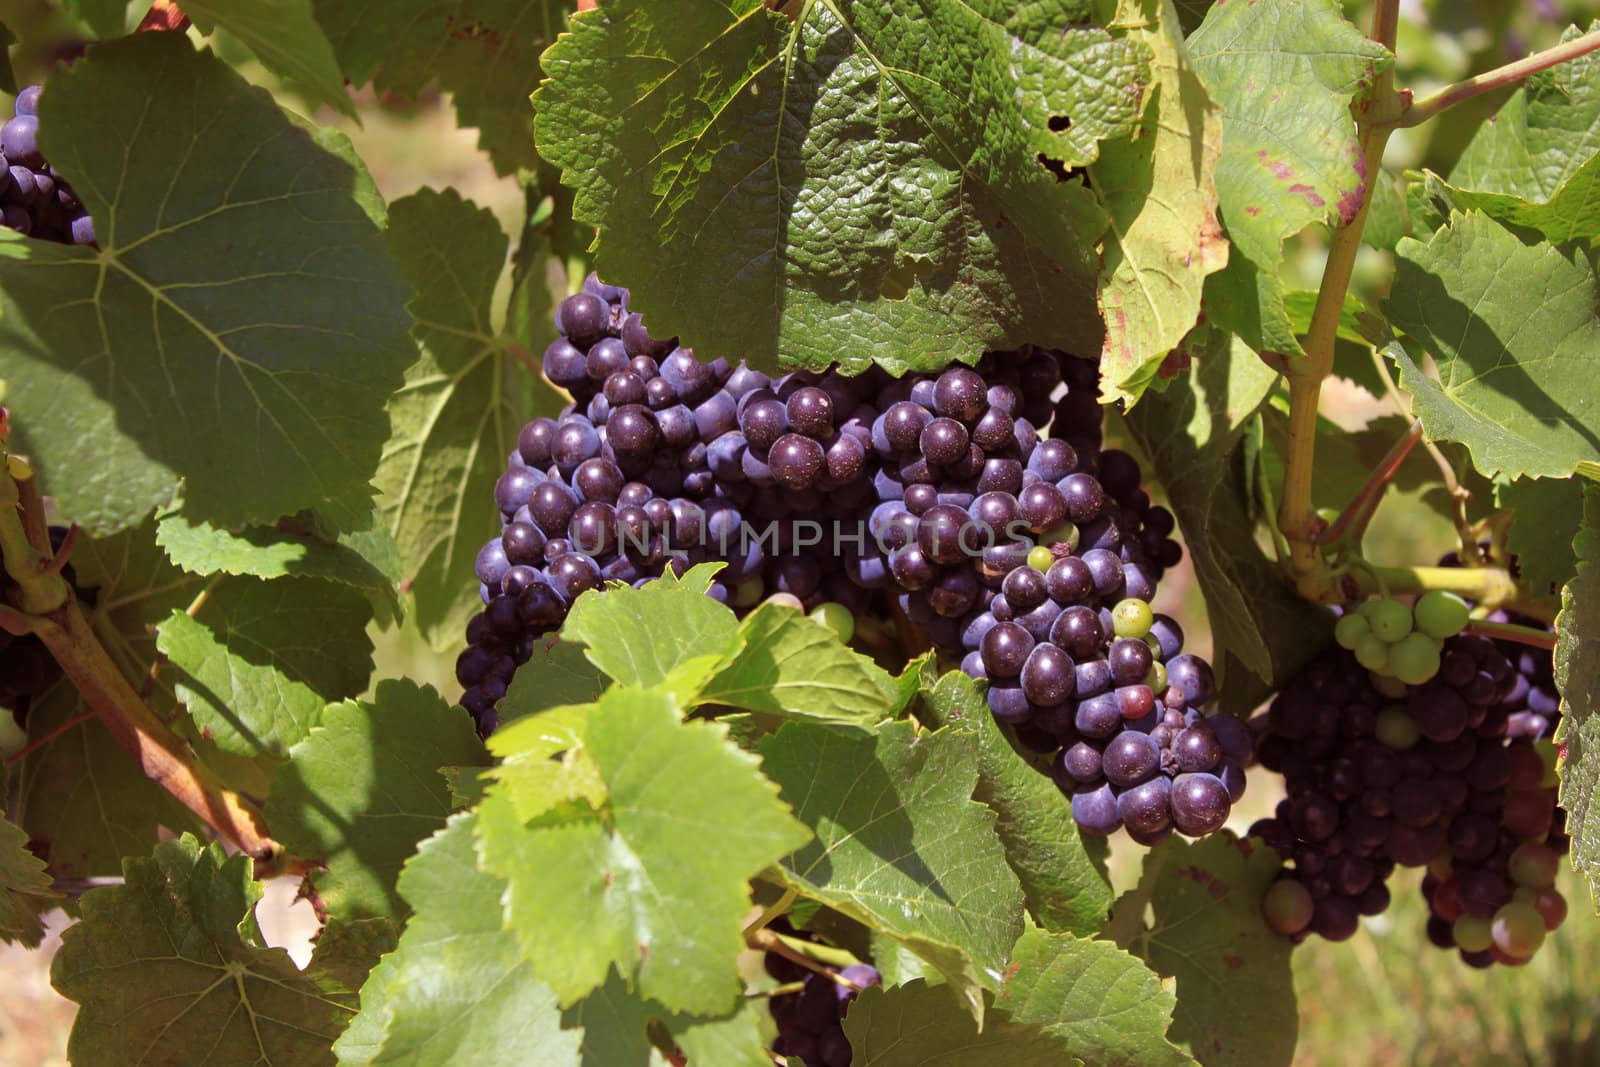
1389, 29, 1600, 128
1464, 619, 1557, 650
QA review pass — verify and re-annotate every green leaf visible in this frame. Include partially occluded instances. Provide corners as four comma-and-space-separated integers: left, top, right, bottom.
334, 814, 580, 1066
60, 0, 127, 37
158, 576, 375, 758
314, 0, 571, 175
1280, 288, 1384, 395
661, 996, 771, 1067
1497, 477, 1586, 599
52, 835, 379, 1067
561, 969, 673, 1066
0, 34, 414, 535
757, 719, 1025, 1022
562, 567, 740, 691
917, 670, 1112, 937
265, 681, 485, 922
1439, 23, 1600, 243
1385, 211, 1600, 481
1109, 834, 1296, 1067
156, 508, 396, 598
182, 0, 357, 119
477, 686, 810, 1015
0, 22, 17, 96
1124, 334, 1332, 699
13, 682, 206, 879
1092, 0, 1227, 404
841, 980, 1072, 1065
995, 926, 1192, 1067
500, 635, 607, 723
1556, 483, 1600, 910
0, 811, 58, 948
534, 0, 1146, 373
697, 602, 896, 725
1188, 0, 1390, 354
375, 188, 561, 643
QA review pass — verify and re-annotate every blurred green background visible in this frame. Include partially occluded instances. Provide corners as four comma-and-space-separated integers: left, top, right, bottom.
3, 1, 1599, 1064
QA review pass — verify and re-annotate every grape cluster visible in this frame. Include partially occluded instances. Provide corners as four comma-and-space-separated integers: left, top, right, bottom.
0, 85, 95, 246
1332, 590, 1469, 685
763, 932, 880, 1066
1, 526, 92, 723
1254, 626, 1569, 967
458, 275, 1224, 842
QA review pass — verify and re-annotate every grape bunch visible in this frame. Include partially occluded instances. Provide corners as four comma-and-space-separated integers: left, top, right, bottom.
1332, 590, 1470, 685
0, 84, 96, 245
1, 525, 94, 723
458, 274, 1228, 844
763, 931, 880, 1067
1254, 624, 1569, 967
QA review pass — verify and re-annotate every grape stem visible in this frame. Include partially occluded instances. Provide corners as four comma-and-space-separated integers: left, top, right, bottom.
4, 709, 97, 766
1464, 620, 1557, 651
1314, 419, 1423, 547
1386, 29, 1600, 128
742, 887, 797, 937
745, 927, 862, 988
1342, 564, 1554, 624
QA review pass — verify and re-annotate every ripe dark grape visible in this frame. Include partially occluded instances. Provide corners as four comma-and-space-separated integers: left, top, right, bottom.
1170, 773, 1230, 835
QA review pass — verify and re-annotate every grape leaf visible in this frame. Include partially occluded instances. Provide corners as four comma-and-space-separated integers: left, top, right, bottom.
917, 670, 1112, 937
697, 602, 898, 726
1124, 334, 1332, 700
156, 508, 395, 599
562, 565, 740, 691
477, 685, 810, 1015
1435, 22, 1600, 243
1556, 483, 1600, 910
1108, 833, 1296, 1067
60, 0, 126, 37
0, 34, 414, 535
313, 0, 572, 175
1497, 477, 1585, 599
500, 635, 607, 723
1188, 0, 1390, 355
51, 835, 383, 1067
0, 22, 16, 96
1092, 0, 1227, 404
757, 719, 1025, 1022
661, 996, 770, 1067
0, 810, 58, 948
13, 682, 205, 880
264, 681, 485, 921
1385, 211, 1600, 481
561, 969, 673, 1067
376, 187, 563, 644
995, 926, 1191, 1067
158, 576, 375, 758
841, 980, 1071, 1065
182, 0, 356, 119
334, 814, 581, 1066
534, 0, 1148, 373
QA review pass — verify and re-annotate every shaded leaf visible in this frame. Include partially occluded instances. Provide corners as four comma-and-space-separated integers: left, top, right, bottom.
0, 811, 58, 947
841, 979, 1071, 1065
1555, 484, 1600, 910
183, 0, 356, 119
1497, 477, 1585, 599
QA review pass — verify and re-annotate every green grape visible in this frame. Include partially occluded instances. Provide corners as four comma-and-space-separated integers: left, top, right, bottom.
1369, 671, 1408, 700
734, 576, 766, 607
1040, 520, 1080, 552
1262, 879, 1314, 935
1368, 598, 1413, 642
1357, 598, 1384, 620
1490, 901, 1546, 959
1112, 598, 1155, 638
1389, 631, 1442, 685
1334, 612, 1370, 650
1027, 545, 1055, 572
1354, 633, 1389, 672
1145, 660, 1168, 693
1507, 842, 1558, 890
1375, 705, 1419, 749
767, 592, 805, 612
1453, 915, 1493, 953
1413, 590, 1470, 639
809, 601, 855, 643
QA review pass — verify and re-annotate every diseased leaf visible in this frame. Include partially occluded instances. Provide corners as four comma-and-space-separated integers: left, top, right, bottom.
0, 34, 414, 535
377, 188, 563, 644
0, 811, 58, 948
1188, 0, 1390, 354
757, 719, 1025, 1022
158, 576, 375, 758
534, 0, 1148, 373
917, 670, 1112, 937
995, 926, 1192, 1067
182, 0, 356, 118
265, 681, 486, 921
1555, 484, 1600, 910
1385, 211, 1600, 481
477, 686, 810, 1015
1109, 834, 1296, 1067
698, 602, 897, 726
841, 980, 1071, 1065
52, 835, 382, 1067
334, 814, 580, 1066
1093, 0, 1227, 404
